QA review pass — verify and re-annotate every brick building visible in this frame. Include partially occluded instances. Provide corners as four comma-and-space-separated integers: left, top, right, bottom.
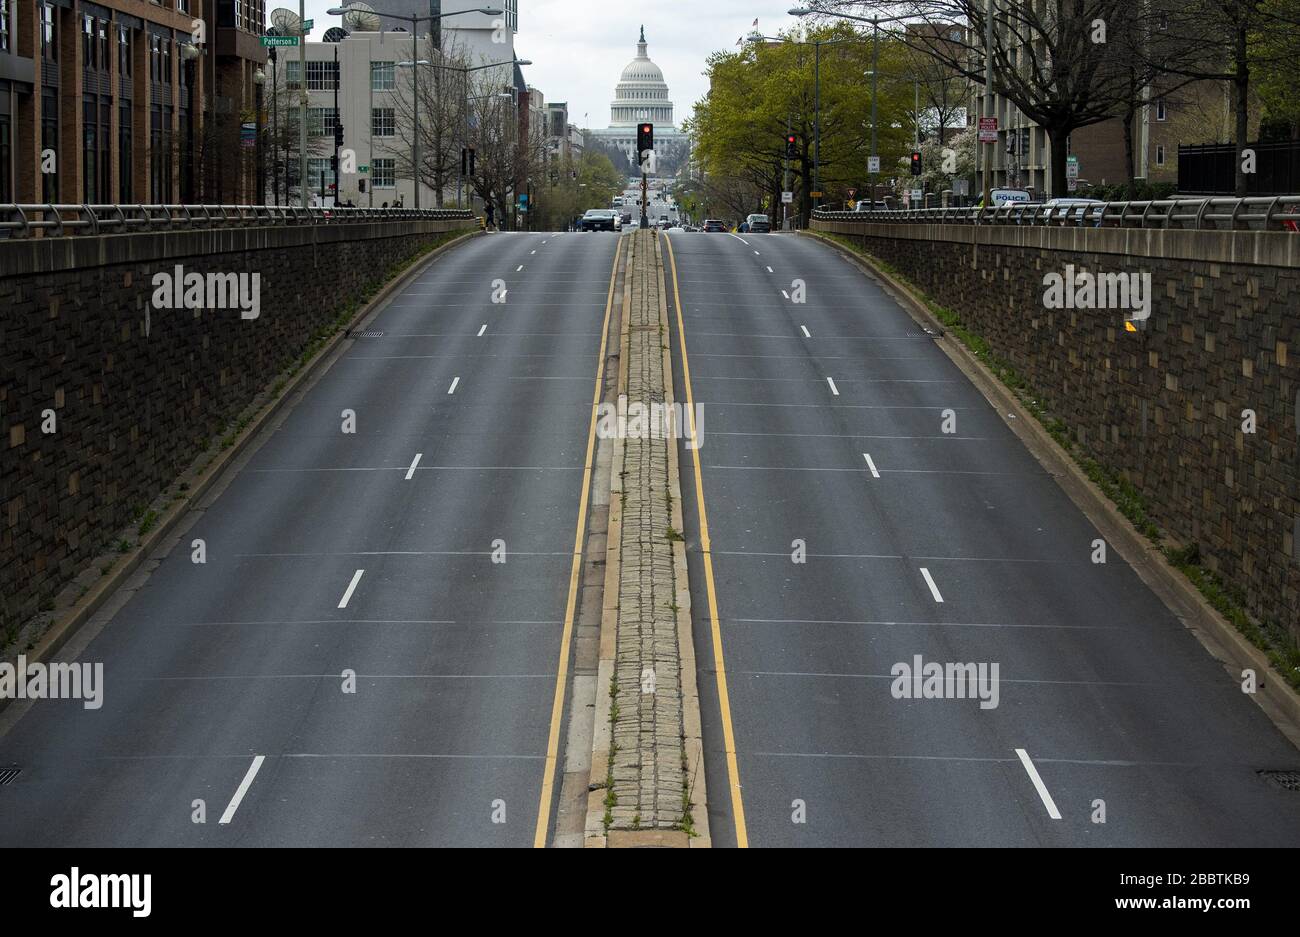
0, 0, 265, 206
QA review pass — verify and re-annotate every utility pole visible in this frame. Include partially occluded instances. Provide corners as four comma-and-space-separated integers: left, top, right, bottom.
813, 41, 821, 210
784, 114, 791, 231
870, 22, 878, 204
983, 0, 995, 206
299, 0, 308, 207
332, 43, 340, 206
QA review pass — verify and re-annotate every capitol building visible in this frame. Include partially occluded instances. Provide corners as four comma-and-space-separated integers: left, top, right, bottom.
587, 27, 691, 176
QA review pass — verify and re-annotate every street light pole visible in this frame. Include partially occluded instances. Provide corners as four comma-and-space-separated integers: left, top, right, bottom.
299, 0, 308, 207
870, 20, 878, 200
327, 4, 502, 210
813, 41, 821, 210
984, 0, 995, 205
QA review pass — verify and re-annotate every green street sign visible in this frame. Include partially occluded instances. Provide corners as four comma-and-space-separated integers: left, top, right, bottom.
261, 36, 300, 46
358, 165, 370, 173
301, 18, 314, 29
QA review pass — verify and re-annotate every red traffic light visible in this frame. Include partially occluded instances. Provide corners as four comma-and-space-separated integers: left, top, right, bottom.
787, 135, 796, 144
910, 151, 923, 175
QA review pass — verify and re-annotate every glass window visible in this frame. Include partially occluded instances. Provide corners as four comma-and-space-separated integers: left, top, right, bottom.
119, 26, 132, 77
98, 20, 108, 70
41, 3, 56, 61
371, 107, 394, 137
371, 61, 395, 91
1156, 98, 1167, 121
372, 158, 394, 188
307, 107, 337, 137
1, 0, 10, 54
285, 59, 301, 90
41, 88, 58, 201
307, 60, 338, 91
83, 15, 94, 68
1156, 144, 1165, 167
119, 103, 133, 202
0, 114, 10, 203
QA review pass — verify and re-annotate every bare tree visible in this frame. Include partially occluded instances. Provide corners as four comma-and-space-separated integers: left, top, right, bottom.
815, 1, 1155, 196
1134, 0, 1300, 194
389, 35, 472, 207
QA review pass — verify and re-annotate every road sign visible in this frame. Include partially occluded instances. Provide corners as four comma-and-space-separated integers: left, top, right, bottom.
910, 189, 923, 204
868, 156, 881, 173
848, 188, 856, 198
1066, 155, 1080, 179
810, 191, 823, 198
782, 191, 793, 204
301, 18, 314, 29
261, 36, 300, 46
358, 165, 369, 173
978, 116, 998, 143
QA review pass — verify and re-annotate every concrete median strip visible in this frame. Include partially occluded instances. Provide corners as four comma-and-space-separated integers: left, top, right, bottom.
585, 230, 710, 847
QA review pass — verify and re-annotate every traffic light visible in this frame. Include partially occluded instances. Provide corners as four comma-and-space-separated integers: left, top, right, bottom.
637, 123, 654, 154
334, 124, 345, 148
461, 148, 469, 176
910, 151, 922, 176
358, 178, 366, 193
786, 134, 797, 158
468, 147, 476, 175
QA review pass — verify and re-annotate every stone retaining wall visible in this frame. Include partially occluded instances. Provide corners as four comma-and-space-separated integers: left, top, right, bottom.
813, 219, 1299, 637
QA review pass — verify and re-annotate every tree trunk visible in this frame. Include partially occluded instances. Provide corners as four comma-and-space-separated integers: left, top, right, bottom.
1233, 23, 1251, 198
1122, 107, 1136, 187
1047, 126, 1071, 198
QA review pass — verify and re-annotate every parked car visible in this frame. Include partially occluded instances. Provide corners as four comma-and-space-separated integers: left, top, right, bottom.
1043, 197, 1106, 226
746, 213, 772, 233
702, 219, 726, 232
579, 209, 621, 232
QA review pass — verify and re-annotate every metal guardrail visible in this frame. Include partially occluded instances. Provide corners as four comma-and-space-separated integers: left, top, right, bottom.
813, 196, 1300, 232
0, 204, 475, 238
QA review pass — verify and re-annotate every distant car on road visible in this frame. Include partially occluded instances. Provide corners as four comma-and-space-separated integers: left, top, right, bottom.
746, 213, 771, 233
702, 219, 726, 232
579, 209, 621, 232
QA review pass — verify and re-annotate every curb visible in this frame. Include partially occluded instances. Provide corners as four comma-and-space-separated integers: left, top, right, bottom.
654, 230, 711, 847
803, 228, 1300, 747
584, 231, 633, 847
0, 226, 483, 716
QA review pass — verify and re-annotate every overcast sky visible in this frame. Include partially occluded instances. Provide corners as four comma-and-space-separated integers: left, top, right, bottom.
301, 0, 805, 129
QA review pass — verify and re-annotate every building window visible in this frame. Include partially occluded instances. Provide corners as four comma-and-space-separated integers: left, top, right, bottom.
119, 25, 132, 77
1156, 98, 1167, 121
307, 60, 338, 90
1156, 144, 1166, 167
150, 36, 161, 82
307, 157, 335, 194
307, 107, 337, 136
285, 59, 301, 90
371, 107, 395, 137
371, 61, 395, 91
41, 3, 56, 61
1, 0, 10, 54
41, 88, 58, 201
0, 113, 10, 203
119, 103, 133, 202
83, 100, 97, 201
161, 38, 171, 83
372, 158, 394, 188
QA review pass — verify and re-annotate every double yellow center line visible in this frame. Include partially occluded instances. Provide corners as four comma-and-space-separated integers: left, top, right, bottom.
532, 238, 623, 848
663, 233, 750, 848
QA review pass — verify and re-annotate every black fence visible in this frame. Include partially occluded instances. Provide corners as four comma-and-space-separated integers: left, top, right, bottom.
1178, 141, 1300, 196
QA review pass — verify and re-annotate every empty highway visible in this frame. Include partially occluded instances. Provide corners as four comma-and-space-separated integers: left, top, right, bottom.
663, 228, 1300, 847
0, 232, 620, 847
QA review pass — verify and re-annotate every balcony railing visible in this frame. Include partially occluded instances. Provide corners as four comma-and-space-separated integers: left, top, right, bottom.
0, 203, 475, 238
812, 196, 1300, 232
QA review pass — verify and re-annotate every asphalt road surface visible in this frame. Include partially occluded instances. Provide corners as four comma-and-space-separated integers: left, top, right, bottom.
663, 228, 1300, 848
0, 231, 620, 847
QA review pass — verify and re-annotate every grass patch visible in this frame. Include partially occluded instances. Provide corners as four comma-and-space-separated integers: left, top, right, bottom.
817, 230, 1300, 694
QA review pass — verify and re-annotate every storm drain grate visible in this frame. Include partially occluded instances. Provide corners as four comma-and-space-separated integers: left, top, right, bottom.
1258, 770, 1300, 791
355, 331, 385, 338
0, 768, 20, 786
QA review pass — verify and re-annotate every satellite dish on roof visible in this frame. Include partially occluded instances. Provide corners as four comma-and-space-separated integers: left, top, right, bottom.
341, 2, 381, 31
323, 26, 349, 42
269, 8, 303, 34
